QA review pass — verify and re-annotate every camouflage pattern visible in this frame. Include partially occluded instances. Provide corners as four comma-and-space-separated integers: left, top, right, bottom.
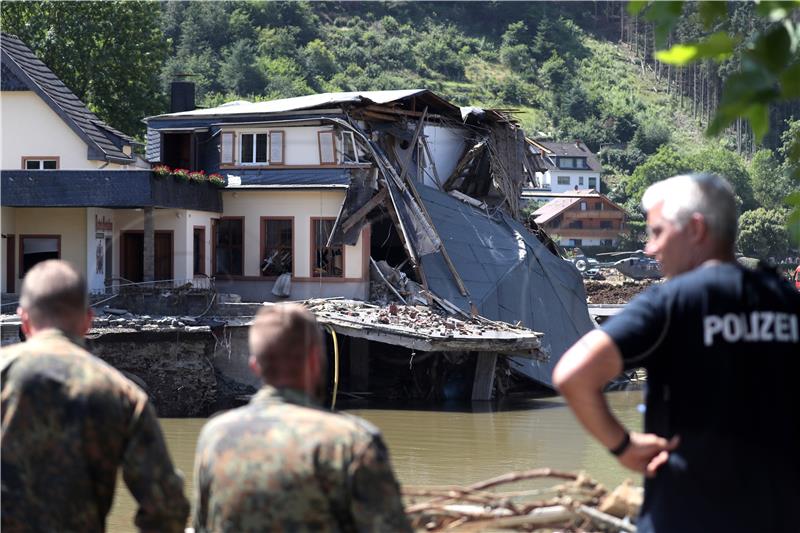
193, 385, 412, 533
1, 329, 189, 533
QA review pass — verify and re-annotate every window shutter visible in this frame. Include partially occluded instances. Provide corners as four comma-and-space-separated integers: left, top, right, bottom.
319, 131, 336, 164
270, 131, 284, 164
221, 132, 235, 164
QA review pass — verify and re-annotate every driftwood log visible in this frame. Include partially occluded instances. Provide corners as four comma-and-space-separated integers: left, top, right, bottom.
403, 468, 641, 532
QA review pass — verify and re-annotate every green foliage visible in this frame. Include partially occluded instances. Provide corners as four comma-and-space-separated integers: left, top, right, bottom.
631, 118, 672, 155
737, 208, 790, 259
1, 0, 168, 136
625, 145, 692, 202
750, 149, 791, 210
689, 146, 756, 212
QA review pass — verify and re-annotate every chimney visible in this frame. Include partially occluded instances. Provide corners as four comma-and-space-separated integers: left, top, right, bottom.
170, 81, 195, 113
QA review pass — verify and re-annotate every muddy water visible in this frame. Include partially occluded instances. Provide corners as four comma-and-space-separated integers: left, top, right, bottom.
107, 391, 644, 531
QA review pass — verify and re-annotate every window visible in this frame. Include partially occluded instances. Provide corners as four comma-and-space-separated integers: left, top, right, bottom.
261, 218, 293, 277
588, 177, 597, 189
557, 176, 570, 185
318, 131, 336, 164
221, 133, 235, 164
569, 220, 583, 229
214, 218, 243, 275
596, 202, 603, 210
559, 157, 575, 169
578, 176, 584, 186
269, 131, 284, 164
571, 239, 582, 247
601, 239, 613, 246
193, 227, 205, 275
20, 235, 60, 276
22, 157, 59, 170
240, 133, 268, 164
312, 218, 343, 277
340, 131, 359, 163
580, 201, 588, 211
578, 158, 588, 169
600, 220, 613, 229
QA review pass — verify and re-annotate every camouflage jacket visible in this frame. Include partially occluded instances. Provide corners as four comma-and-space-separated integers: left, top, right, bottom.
1, 329, 189, 533
193, 385, 412, 533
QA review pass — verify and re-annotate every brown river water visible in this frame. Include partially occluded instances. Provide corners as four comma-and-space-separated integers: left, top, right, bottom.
107, 391, 644, 531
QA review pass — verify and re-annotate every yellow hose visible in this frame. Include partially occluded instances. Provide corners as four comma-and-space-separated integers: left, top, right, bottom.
326, 325, 339, 410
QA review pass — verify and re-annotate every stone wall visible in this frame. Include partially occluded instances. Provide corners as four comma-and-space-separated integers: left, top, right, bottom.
88, 330, 218, 417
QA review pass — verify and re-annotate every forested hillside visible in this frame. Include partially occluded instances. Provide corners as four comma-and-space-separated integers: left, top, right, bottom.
2, 1, 798, 258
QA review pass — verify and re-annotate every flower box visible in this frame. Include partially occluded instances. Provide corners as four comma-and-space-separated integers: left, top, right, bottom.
172, 168, 190, 182
153, 165, 171, 178
189, 170, 206, 183
208, 173, 226, 187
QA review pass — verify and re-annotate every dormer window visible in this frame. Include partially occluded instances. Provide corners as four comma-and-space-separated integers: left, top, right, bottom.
23, 157, 59, 170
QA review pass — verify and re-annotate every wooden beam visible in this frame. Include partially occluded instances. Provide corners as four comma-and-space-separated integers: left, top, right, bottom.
342, 187, 388, 233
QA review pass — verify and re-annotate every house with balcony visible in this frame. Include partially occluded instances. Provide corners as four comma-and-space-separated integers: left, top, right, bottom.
528, 140, 602, 194
0, 32, 221, 296
533, 189, 627, 249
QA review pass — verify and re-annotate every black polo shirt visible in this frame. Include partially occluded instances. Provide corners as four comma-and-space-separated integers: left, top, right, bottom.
603, 262, 800, 533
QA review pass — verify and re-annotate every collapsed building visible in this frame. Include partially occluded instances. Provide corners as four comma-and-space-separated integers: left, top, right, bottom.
140, 89, 596, 403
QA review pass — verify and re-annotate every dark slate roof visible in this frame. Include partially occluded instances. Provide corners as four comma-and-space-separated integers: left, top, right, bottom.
538, 141, 602, 172
415, 184, 594, 387
0, 32, 134, 163
223, 168, 351, 189
1, 170, 222, 211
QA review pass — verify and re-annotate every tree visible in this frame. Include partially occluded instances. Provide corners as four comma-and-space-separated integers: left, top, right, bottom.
631, 0, 800, 241
688, 146, 756, 212
750, 149, 791, 210
2, 1, 168, 136
625, 145, 693, 203
737, 208, 790, 260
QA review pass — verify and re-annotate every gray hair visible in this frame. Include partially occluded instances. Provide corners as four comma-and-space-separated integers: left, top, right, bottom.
19, 260, 88, 330
641, 173, 738, 250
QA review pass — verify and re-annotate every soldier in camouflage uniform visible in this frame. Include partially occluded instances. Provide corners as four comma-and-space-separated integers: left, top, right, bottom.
192, 303, 411, 532
1, 260, 189, 532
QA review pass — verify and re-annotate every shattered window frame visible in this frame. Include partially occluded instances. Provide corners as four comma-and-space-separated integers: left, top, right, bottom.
213, 217, 244, 276
339, 131, 359, 164
311, 217, 343, 278
260, 216, 293, 278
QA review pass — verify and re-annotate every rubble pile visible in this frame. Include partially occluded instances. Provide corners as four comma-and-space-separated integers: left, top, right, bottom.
305, 299, 528, 338
88, 308, 213, 335
584, 279, 658, 305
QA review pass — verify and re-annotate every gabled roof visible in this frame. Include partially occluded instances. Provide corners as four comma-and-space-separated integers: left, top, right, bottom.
146, 89, 462, 121
0, 32, 134, 163
533, 189, 625, 224
529, 140, 602, 172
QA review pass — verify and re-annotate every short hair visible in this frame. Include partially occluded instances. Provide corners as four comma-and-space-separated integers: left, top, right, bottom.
641, 173, 738, 250
249, 304, 323, 382
19, 260, 88, 330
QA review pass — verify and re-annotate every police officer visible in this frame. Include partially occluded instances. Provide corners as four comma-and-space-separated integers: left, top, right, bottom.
553, 174, 800, 532
192, 303, 411, 532
1, 260, 189, 532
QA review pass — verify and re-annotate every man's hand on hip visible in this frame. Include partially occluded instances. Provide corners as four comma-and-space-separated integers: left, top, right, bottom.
618, 432, 680, 477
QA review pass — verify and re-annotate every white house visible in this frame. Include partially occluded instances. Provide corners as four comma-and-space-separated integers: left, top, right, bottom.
528, 140, 602, 194
0, 32, 221, 296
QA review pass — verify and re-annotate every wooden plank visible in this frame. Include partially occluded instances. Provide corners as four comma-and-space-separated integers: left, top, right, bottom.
341, 188, 387, 232
472, 352, 498, 401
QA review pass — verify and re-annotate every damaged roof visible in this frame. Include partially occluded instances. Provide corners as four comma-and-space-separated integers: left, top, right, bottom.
413, 185, 595, 386
148, 89, 461, 120
0, 32, 135, 164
